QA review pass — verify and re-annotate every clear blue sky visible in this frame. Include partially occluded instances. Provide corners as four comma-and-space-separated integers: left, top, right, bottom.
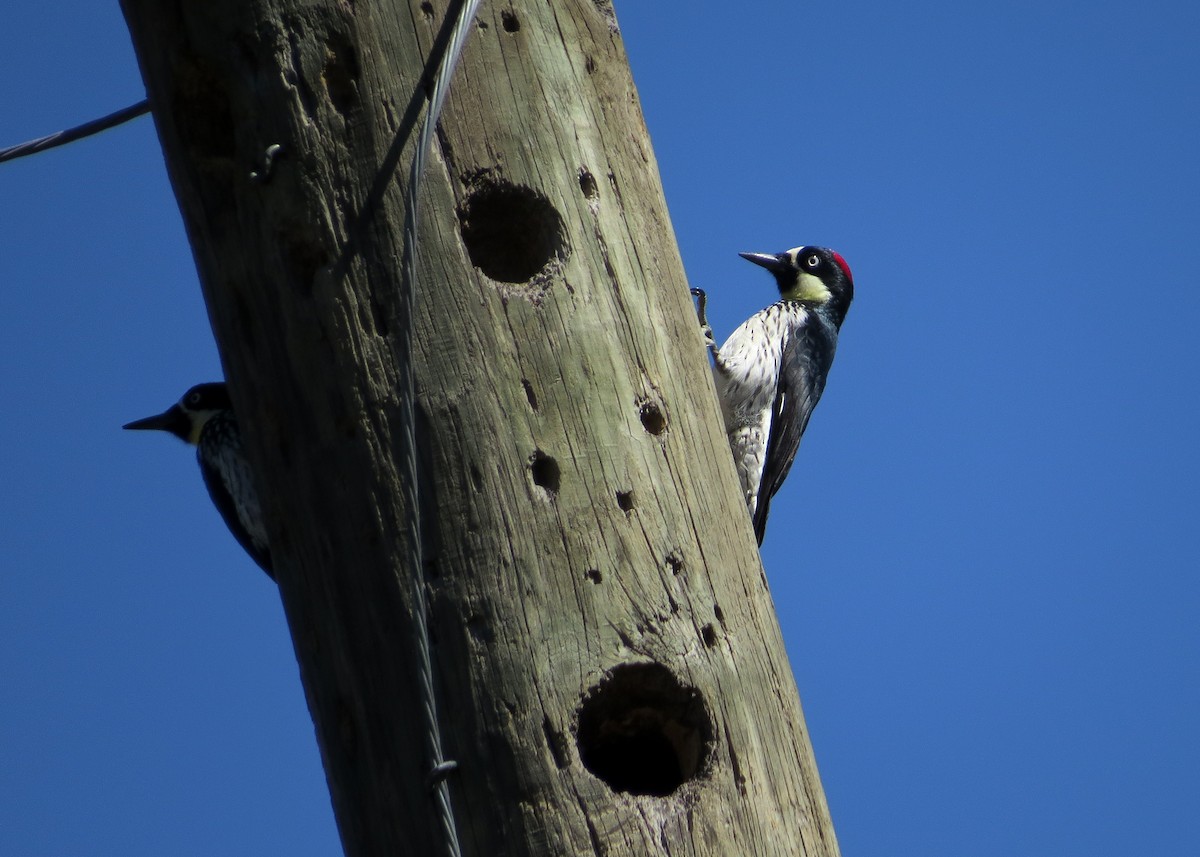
3, 2, 1198, 855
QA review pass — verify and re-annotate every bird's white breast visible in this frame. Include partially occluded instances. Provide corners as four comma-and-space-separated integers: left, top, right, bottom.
711, 303, 807, 513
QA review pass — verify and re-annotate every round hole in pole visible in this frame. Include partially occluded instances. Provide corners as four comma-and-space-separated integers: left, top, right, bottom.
638, 399, 666, 435
576, 662, 712, 797
458, 177, 566, 284
529, 449, 560, 497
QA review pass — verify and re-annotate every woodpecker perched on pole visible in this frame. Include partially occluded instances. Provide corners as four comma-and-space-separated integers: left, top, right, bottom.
124, 383, 274, 580
693, 246, 854, 544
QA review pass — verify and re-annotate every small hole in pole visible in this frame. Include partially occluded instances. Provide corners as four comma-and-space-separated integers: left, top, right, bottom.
638, 400, 666, 435
522, 379, 539, 411
579, 168, 599, 200
530, 450, 561, 497
543, 716, 569, 769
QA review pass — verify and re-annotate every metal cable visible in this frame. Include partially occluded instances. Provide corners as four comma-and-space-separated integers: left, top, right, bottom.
0, 100, 150, 164
398, 1, 483, 854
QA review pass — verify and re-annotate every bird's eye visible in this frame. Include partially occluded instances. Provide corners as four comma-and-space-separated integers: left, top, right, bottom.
805, 254, 821, 268
187, 392, 202, 406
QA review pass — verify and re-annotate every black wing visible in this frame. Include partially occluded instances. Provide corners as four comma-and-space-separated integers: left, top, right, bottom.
197, 416, 275, 580
752, 316, 838, 544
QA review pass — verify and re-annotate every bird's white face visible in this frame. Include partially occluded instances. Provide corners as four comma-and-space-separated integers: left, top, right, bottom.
780, 248, 834, 304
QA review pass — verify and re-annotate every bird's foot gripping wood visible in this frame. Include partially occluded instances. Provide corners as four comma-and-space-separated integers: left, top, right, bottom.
689, 287, 718, 352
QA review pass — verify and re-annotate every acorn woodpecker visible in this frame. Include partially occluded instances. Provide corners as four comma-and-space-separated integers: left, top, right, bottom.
124, 383, 274, 579
693, 246, 854, 544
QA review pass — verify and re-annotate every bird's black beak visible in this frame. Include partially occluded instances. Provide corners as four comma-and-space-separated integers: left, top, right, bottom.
123, 404, 190, 441
739, 251, 788, 273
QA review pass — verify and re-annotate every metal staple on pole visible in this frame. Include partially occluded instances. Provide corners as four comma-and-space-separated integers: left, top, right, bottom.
398, 1, 483, 855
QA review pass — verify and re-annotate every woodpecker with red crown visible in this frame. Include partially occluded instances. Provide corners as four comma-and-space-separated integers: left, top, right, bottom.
692, 246, 854, 544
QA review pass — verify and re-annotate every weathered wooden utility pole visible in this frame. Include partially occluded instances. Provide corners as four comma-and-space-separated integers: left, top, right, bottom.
121, 1, 840, 854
